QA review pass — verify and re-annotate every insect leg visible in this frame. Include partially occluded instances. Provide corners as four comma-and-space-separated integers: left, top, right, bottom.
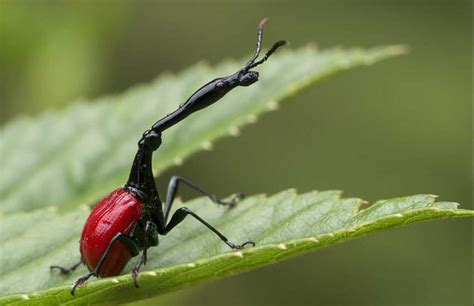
131, 221, 159, 287
71, 232, 139, 295
158, 206, 255, 250
163, 176, 243, 221
50, 259, 83, 275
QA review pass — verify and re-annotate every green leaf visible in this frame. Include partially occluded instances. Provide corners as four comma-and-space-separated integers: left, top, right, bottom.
0, 45, 406, 214
0, 191, 472, 305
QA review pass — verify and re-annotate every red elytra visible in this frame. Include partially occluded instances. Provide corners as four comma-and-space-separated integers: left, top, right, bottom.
80, 188, 143, 276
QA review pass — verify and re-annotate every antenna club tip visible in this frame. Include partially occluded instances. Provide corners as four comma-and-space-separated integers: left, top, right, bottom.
259, 17, 269, 28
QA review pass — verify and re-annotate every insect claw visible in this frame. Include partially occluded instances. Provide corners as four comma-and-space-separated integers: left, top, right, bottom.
228, 193, 245, 206
233, 192, 245, 201
215, 192, 245, 206
50, 265, 69, 275
70, 272, 97, 295
242, 240, 256, 248
226, 240, 256, 250
71, 278, 84, 295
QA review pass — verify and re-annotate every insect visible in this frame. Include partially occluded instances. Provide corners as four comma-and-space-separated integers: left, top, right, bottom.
50, 18, 287, 295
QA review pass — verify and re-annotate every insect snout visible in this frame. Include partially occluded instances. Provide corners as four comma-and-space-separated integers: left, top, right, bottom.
239, 70, 259, 86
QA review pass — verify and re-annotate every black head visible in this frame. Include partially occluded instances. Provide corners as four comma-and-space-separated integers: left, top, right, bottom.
238, 70, 259, 86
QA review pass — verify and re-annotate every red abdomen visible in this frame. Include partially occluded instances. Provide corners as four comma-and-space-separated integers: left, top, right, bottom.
80, 188, 143, 277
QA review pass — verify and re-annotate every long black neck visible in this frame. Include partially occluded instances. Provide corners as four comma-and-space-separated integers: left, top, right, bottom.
151, 73, 239, 132
125, 72, 240, 194
124, 17, 286, 205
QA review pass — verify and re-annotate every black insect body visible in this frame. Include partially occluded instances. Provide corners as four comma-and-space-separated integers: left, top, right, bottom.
50, 18, 287, 295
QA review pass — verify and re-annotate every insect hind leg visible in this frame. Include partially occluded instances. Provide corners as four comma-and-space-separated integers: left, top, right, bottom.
159, 206, 255, 250
50, 260, 83, 275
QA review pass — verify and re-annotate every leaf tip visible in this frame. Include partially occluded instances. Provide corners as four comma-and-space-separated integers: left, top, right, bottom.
361, 44, 409, 66
388, 44, 410, 56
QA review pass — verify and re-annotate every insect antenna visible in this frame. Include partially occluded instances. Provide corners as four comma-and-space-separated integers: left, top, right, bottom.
244, 17, 287, 70
246, 39, 287, 70
245, 17, 268, 68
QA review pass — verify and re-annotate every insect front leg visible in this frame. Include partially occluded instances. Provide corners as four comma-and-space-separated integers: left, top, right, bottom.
156, 176, 254, 249
163, 175, 244, 221
158, 207, 255, 250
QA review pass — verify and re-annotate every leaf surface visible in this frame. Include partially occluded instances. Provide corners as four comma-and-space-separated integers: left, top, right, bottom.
0, 191, 472, 305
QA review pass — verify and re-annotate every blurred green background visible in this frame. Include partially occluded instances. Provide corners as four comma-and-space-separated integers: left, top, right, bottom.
1, 0, 472, 305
